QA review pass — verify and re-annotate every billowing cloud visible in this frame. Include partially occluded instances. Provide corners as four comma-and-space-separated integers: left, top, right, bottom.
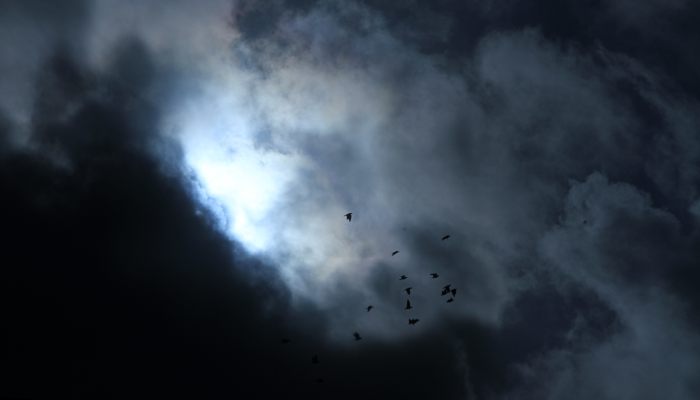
2, 1, 700, 398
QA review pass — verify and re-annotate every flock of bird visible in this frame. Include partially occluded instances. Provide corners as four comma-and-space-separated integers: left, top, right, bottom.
280, 211, 458, 384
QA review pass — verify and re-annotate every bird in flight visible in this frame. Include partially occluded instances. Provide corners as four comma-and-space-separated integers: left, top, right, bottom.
441, 284, 452, 296
430, 273, 439, 278
405, 299, 413, 310
404, 287, 412, 295
392, 250, 399, 256
367, 305, 374, 312
316, 378, 324, 384
281, 338, 291, 344
399, 275, 408, 280
446, 298, 454, 303
408, 318, 420, 325
353, 332, 362, 341
451, 288, 457, 297
441, 234, 451, 241
345, 212, 352, 221
312, 355, 319, 364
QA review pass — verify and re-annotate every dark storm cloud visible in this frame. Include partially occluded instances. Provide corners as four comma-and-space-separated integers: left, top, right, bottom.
1, 31, 472, 399
354, 0, 700, 94
0, 5, 468, 399
228, 2, 700, 398
528, 173, 700, 399
3, 1, 700, 399
0, 0, 90, 145
0, 39, 278, 397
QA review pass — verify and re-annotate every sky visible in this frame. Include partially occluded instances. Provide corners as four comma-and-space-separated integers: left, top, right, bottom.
2, 1, 700, 398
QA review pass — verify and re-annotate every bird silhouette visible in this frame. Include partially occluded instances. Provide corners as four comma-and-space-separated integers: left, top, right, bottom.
446, 298, 454, 303
405, 299, 413, 310
441, 234, 450, 240
404, 287, 412, 295
353, 332, 362, 341
281, 338, 291, 344
316, 378, 324, 383
312, 355, 319, 364
392, 250, 399, 256
399, 275, 408, 280
367, 305, 374, 312
430, 273, 439, 278
408, 318, 420, 325
441, 288, 450, 296
345, 212, 352, 221
451, 288, 457, 297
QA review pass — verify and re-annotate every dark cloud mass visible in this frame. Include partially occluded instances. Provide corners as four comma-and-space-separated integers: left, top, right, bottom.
2, 1, 700, 399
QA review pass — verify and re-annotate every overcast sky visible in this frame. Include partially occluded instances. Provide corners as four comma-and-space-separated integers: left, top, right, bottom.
2, 1, 700, 398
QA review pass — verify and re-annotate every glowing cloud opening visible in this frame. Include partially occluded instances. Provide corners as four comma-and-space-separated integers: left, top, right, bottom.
164, 82, 300, 254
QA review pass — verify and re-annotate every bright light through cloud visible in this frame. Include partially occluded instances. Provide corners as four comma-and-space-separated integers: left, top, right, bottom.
161, 40, 396, 305
165, 81, 300, 254
193, 152, 295, 252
